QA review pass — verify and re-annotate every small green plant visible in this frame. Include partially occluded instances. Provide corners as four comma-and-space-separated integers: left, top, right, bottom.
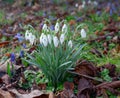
18, 70, 48, 89
100, 68, 112, 82
7, 62, 15, 78
7, 62, 12, 78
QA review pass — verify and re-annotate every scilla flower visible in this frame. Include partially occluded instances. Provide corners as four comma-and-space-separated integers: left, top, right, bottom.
10, 52, 15, 63
47, 34, 52, 44
55, 21, 60, 33
53, 36, 59, 47
80, 29, 86, 38
68, 40, 73, 48
29, 33, 36, 45
42, 34, 48, 47
60, 34, 65, 44
15, 33, 24, 42
25, 30, 30, 40
62, 24, 68, 34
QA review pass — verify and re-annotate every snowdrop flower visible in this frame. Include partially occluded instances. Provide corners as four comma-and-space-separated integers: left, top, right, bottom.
42, 23, 49, 32
29, 34, 36, 45
75, 3, 79, 7
60, 34, 65, 44
47, 34, 52, 44
25, 30, 30, 40
53, 36, 59, 47
40, 33, 44, 44
68, 40, 73, 48
62, 24, 68, 34
82, 1, 86, 8
80, 29, 86, 38
88, 0, 91, 4
42, 34, 48, 47
93, 1, 98, 6
55, 21, 60, 33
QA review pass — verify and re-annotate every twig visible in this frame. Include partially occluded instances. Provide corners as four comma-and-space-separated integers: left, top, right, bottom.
68, 71, 103, 82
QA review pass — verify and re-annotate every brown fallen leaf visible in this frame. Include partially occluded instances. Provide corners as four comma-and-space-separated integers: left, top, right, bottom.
75, 60, 97, 76
0, 89, 16, 98
77, 78, 96, 98
60, 82, 76, 98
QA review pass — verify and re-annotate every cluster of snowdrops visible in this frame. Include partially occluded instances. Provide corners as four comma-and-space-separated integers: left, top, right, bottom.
23, 20, 87, 92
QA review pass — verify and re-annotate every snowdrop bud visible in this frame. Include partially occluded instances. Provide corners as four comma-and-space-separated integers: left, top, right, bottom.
55, 22, 60, 33
82, 1, 86, 8
42, 34, 48, 47
88, 0, 91, 4
60, 34, 65, 44
42, 23, 48, 32
68, 40, 73, 48
80, 29, 86, 38
62, 24, 68, 34
25, 30, 30, 40
53, 36, 59, 47
29, 34, 36, 45
93, 1, 98, 6
47, 34, 52, 44
75, 3, 79, 7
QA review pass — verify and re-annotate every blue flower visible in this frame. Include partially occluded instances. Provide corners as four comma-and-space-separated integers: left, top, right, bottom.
10, 53, 15, 63
15, 33, 24, 42
22, 43, 26, 48
20, 50, 24, 57
50, 25, 54, 30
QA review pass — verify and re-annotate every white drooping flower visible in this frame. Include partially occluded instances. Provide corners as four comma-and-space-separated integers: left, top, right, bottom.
75, 3, 79, 7
93, 1, 98, 6
60, 34, 65, 44
53, 36, 59, 47
80, 29, 86, 38
47, 34, 52, 44
62, 24, 68, 34
82, 1, 86, 8
40, 33, 44, 44
29, 33, 36, 45
55, 22, 60, 33
88, 0, 91, 4
25, 30, 30, 40
68, 40, 73, 48
42, 34, 48, 47
42, 23, 49, 32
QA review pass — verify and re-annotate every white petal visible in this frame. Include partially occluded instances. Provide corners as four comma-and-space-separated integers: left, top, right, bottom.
42, 34, 48, 47
25, 30, 30, 40
42, 24, 48, 32
47, 34, 52, 44
55, 22, 60, 33
80, 29, 86, 38
40, 33, 44, 44
29, 34, 36, 45
53, 36, 59, 47
62, 24, 68, 34
60, 34, 65, 44
88, 0, 91, 4
68, 40, 73, 48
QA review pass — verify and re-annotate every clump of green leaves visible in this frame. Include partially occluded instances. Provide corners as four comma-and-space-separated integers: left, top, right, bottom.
100, 68, 112, 82
18, 70, 48, 89
24, 42, 85, 92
